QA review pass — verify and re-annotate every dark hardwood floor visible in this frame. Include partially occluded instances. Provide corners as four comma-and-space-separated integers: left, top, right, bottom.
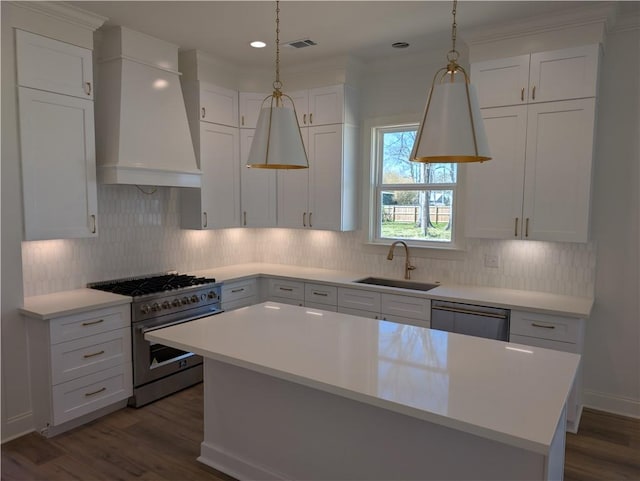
2, 383, 639, 480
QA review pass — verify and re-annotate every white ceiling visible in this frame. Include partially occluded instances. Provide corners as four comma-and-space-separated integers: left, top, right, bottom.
70, 1, 604, 68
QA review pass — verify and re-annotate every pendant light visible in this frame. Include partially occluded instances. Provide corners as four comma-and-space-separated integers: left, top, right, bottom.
410, 0, 491, 163
246, 1, 308, 169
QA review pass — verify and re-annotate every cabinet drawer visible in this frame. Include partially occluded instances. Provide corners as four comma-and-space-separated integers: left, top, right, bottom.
222, 279, 257, 303
305, 283, 337, 306
268, 279, 304, 301
381, 294, 430, 321
52, 364, 132, 425
222, 298, 255, 312
49, 304, 130, 344
510, 311, 580, 344
269, 297, 304, 307
338, 288, 381, 312
337, 306, 380, 320
51, 328, 131, 385
509, 334, 579, 354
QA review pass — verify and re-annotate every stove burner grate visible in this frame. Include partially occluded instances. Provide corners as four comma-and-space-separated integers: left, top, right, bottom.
90, 273, 216, 297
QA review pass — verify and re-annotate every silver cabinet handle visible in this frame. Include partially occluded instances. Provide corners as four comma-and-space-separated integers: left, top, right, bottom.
90, 214, 97, 234
309, 212, 313, 228
313, 291, 328, 297
85, 387, 106, 397
303, 212, 307, 227
432, 305, 508, 319
279, 287, 294, 292
231, 288, 245, 293
83, 350, 105, 359
525, 218, 530, 237
531, 322, 555, 329
521, 87, 524, 102
85, 82, 92, 96
82, 319, 104, 326
203, 212, 208, 228
201, 107, 206, 119
243, 211, 247, 226
532, 86, 536, 100
514, 217, 519, 237
241, 115, 245, 126
309, 113, 313, 124
303, 113, 307, 125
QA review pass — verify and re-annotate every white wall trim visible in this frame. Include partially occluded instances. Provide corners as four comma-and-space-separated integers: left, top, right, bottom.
8, 1, 107, 32
464, 3, 614, 47
611, 12, 640, 33
582, 390, 640, 419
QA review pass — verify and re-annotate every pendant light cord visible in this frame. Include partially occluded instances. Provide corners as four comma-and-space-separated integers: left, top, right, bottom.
446, 0, 460, 80
273, 1, 283, 97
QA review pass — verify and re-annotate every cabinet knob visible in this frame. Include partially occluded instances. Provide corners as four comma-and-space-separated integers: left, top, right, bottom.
531, 86, 536, 100
525, 218, 530, 237
309, 212, 313, 228
85, 82, 92, 96
241, 115, 245, 126
303, 113, 307, 125
243, 211, 247, 226
309, 112, 313, 124
303, 212, 307, 227
90, 214, 96, 234
514, 217, 519, 237
521, 87, 525, 102
201, 107, 206, 119
203, 211, 208, 228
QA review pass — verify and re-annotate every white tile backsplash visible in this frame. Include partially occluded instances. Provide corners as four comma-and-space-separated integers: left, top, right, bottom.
22, 185, 596, 298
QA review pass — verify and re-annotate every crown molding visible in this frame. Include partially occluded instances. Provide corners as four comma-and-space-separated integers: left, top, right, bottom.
464, 3, 616, 46
8, 1, 107, 31
611, 12, 640, 33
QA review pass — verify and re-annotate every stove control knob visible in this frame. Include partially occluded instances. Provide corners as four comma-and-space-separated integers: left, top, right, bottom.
191, 295, 199, 304
151, 302, 161, 312
162, 301, 171, 310
181, 297, 189, 305
140, 304, 151, 315
172, 299, 181, 307
207, 291, 217, 299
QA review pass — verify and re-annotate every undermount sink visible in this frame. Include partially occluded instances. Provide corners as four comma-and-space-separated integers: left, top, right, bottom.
354, 277, 440, 292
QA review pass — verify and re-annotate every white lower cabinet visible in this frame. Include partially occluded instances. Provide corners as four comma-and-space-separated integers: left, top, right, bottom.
509, 310, 585, 433
381, 294, 431, 327
337, 288, 381, 313
26, 304, 132, 436
221, 278, 258, 311
267, 279, 305, 306
337, 306, 380, 319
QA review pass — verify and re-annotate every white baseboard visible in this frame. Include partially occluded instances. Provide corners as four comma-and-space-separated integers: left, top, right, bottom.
582, 390, 640, 419
199, 441, 286, 481
2, 411, 34, 444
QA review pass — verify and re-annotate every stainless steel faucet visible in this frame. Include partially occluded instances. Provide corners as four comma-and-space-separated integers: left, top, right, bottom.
387, 241, 416, 279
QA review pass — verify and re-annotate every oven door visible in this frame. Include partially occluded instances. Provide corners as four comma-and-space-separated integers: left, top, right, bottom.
132, 308, 221, 388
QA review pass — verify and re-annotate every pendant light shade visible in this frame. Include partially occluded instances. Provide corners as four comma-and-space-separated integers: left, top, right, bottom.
246, 1, 309, 169
410, 0, 491, 164
411, 79, 490, 163
247, 97, 308, 169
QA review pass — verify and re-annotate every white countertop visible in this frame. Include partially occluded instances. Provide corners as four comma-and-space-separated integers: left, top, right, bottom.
146, 302, 580, 455
20, 288, 131, 320
193, 262, 593, 318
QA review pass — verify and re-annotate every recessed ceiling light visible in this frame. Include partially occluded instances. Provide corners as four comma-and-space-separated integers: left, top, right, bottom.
250, 41, 266, 48
392, 42, 410, 49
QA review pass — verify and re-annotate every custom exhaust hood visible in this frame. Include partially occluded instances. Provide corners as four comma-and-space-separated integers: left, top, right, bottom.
95, 27, 201, 187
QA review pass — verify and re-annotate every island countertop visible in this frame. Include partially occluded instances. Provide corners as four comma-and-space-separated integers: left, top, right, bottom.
146, 302, 580, 455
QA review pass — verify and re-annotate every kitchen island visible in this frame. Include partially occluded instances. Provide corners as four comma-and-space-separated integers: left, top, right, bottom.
146, 302, 580, 481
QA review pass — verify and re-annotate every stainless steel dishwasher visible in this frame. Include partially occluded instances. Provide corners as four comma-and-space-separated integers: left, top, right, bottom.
430, 300, 510, 341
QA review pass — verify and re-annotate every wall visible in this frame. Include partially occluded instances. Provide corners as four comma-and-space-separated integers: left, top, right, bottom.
582, 23, 640, 417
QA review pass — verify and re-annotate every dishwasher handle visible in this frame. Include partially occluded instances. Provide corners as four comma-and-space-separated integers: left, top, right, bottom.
431, 305, 508, 320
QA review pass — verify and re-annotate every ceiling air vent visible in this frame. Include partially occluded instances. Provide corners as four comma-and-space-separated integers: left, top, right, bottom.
285, 38, 317, 49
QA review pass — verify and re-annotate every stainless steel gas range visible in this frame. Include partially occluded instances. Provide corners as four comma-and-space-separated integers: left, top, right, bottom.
89, 273, 222, 407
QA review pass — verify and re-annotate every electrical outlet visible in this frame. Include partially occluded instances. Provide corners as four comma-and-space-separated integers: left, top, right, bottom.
484, 254, 500, 268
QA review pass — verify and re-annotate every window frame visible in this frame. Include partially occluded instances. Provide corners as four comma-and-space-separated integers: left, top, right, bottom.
368, 122, 463, 250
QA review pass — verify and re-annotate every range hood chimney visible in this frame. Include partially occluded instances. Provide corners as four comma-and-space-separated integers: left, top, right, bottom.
95, 27, 201, 187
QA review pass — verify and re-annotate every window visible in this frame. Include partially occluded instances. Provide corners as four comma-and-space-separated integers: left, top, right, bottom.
372, 125, 458, 246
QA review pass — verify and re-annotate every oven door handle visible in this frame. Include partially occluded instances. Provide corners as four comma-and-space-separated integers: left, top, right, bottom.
139, 309, 223, 334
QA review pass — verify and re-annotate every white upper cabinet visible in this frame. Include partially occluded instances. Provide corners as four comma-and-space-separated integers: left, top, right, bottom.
16, 31, 98, 241
181, 81, 241, 229
181, 122, 240, 229
240, 129, 277, 227
471, 44, 600, 108
199, 82, 238, 127
467, 44, 600, 243
239, 92, 268, 129
288, 85, 349, 127
16, 29, 94, 100
522, 99, 596, 242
